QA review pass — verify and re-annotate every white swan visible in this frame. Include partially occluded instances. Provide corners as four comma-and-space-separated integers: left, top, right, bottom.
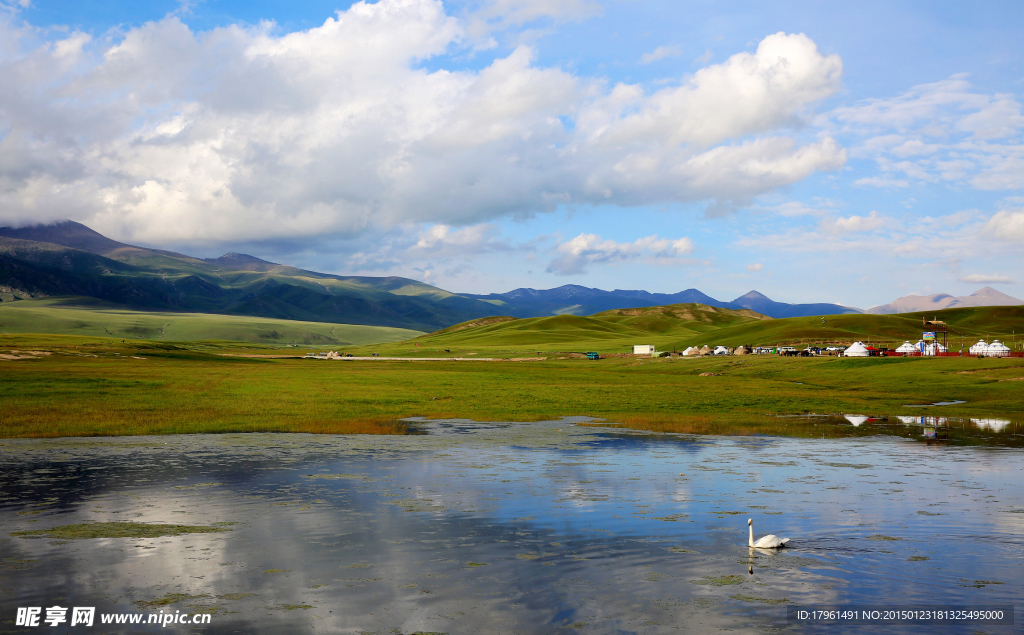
748, 518, 789, 549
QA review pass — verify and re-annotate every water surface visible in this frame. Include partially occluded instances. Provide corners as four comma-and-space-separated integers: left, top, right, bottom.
1, 418, 1022, 634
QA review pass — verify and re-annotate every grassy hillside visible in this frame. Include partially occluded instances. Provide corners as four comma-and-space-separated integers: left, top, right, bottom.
349, 304, 769, 355
669, 305, 1024, 350
343, 303, 1024, 356
0, 222, 507, 331
0, 297, 421, 345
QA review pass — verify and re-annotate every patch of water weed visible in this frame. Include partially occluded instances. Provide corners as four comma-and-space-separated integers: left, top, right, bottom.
263, 569, 291, 573
710, 510, 746, 516
653, 514, 690, 522
668, 547, 697, 553
217, 593, 256, 600
908, 556, 930, 562
465, 562, 489, 567
691, 575, 744, 586
958, 579, 1004, 588
173, 482, 223, 489
11, 522, 230, 539
301, 473, 374, 481
822, 463, 873, 469
0, 557, 37, 570
730, 594, 789, 604
516, 553, 539, 560
757, 461, 797, 466
865, 535, 902, 541
277, 604, 313, 610
134, 593, 209, 608
917, 510, 944, 516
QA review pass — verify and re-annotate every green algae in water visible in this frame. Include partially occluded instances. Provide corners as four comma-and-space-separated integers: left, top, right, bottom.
691, 575, 744, 586
730, 594, 789, 604
11, 522, 231, 539
865, 535, 902, 541
135, 593, 209, 608
465, 562, 489, 567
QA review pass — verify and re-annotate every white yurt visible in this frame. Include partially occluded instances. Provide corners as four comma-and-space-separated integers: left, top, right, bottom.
986, 340, 1011, 357
683, 346, 700, 356
699, 345, 712, 356
734, 345, 749, 355
895, 341, 917, 354
969, 340, 988, 355
844, 342, 870, 357
713, 345, 730, 355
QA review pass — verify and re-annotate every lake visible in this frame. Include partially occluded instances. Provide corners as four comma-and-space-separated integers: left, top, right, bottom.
1, 416, 1021, 634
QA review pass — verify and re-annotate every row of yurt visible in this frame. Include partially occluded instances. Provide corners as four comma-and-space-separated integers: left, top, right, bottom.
683, 346, 700, 356
970, 340, 1012, 357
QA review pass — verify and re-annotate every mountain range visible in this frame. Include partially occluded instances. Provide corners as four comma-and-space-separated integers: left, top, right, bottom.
0, 221, 1017, 329
866, 287, 1022, 314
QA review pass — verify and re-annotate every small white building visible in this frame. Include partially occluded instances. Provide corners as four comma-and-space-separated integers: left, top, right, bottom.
633, 344, 655, 355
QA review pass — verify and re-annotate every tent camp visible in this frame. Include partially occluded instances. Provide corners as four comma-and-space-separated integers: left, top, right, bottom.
969, 340, 989, 355
895, 341, 917, 354
734, 346, 749, 355
699, 345, 712, 356
682, 346, 700, 356
986, 340, 1010, 357
923, 342, 948, 356
713, 346, 730, 355
844, 342, 870, 357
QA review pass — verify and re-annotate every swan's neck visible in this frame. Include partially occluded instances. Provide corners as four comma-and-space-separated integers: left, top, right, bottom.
748, 524, 754, 547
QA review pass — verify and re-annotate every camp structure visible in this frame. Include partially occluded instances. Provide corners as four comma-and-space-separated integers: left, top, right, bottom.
985, 340, 1010, 357
633, 344, 655, 355
923, 341, 948, 356
844, 341, 870, 357
734, 345, 749, 355
895, 341, 917, 354
969, 340, 989, 355
699, 345, 712, 356
682, 346, 700, 356
713, 345, 730, 355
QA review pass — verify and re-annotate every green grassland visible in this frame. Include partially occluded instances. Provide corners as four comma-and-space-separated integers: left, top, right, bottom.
0, 297, 422, 345
347, 303, 1024, 357
2, 332, 1023, 439
347, 304, 770, 356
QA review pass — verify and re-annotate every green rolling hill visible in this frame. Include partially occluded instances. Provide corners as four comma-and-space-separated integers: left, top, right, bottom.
350, 304, 770, 355
350, 303, 1024, 356
0, 221, 506, 332
0, 297, 420, 345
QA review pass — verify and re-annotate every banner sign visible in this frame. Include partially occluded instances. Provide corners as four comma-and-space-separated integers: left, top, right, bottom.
923, 332, 936, 341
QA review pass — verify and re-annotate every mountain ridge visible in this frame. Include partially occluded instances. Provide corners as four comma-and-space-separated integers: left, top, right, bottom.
867, 287, 1022, 314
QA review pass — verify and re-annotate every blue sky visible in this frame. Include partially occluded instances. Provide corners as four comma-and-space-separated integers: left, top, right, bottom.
1, 0, 1023, 308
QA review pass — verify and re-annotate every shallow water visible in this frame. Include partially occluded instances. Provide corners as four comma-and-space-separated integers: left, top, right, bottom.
1, 419, 1022, 634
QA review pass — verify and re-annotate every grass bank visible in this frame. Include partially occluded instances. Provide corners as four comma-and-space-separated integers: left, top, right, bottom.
2, 334, 1022, 438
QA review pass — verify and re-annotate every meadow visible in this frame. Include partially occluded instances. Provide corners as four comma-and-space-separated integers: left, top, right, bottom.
0, 297, 421, 345
2, 332, 1022, 439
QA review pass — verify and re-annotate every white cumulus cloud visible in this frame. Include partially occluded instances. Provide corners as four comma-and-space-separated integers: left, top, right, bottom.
957, 273, 1015, 284
0, 4, 845, 246
985, 209, 1024, 242
547, 233, 693, 275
